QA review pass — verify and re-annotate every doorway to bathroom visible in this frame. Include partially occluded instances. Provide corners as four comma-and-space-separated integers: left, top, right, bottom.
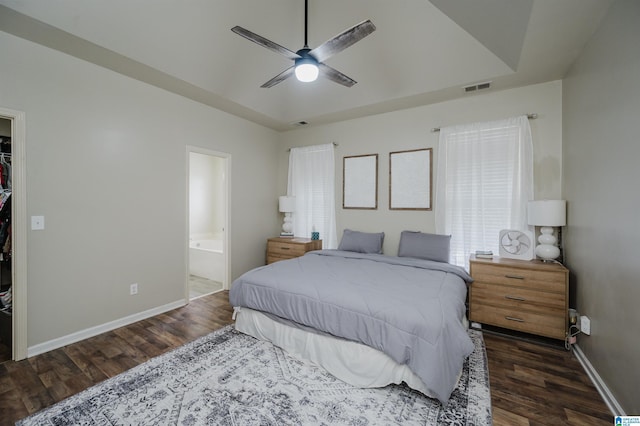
187, 147, 230, 300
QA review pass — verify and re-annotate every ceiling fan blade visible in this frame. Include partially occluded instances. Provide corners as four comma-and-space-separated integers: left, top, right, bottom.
231, 26, 301, 60
261, 66, 295, 88
319, 63, 356, 87
310, 20, 376, 63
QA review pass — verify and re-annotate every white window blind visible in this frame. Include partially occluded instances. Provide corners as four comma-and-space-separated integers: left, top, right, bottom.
287, 143, 337, 248
435, 116, 533, 268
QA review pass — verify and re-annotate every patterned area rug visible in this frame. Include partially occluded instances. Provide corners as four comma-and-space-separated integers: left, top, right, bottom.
18, 326, 492, 425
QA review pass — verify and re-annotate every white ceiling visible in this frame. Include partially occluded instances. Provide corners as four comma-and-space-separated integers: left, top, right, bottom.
0, 0, 613, 131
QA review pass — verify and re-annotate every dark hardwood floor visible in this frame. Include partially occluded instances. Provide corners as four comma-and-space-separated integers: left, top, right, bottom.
0, 291, 234, 425
0, 291, 612, 425
484, 332, 612, 425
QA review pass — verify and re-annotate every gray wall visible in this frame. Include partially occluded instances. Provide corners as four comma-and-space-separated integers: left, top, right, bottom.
0, 31, 280, 349
563, 0, 640, 413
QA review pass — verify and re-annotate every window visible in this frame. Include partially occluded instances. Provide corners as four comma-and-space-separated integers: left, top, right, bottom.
287, 143, 337, 248
435, 116, 533, 267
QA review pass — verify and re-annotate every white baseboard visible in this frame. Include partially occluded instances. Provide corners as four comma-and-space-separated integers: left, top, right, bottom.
27, 299, 188, 358
572, 343, 625, 416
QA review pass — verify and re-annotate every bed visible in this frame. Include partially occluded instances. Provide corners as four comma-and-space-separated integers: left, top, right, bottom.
229, 230, 474, 405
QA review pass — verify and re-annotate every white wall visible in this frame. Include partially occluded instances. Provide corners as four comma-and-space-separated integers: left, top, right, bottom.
0, 31, 280, 349
279, 81, 563, 255
189, 152, 224, 239
563, 0, 640, 414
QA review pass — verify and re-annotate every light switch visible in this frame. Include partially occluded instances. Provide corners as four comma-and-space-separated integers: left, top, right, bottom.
31, 215, 45, 230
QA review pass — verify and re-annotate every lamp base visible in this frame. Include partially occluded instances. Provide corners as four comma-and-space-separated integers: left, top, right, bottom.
535, 245, 560, 262
535, 226, 560, 261
282, 212, 293, 235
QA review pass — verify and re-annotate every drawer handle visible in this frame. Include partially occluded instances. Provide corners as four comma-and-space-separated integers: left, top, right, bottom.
279, 247, 290, 250
505, 274, 525, 280
505, 316, 525, 322
505, 295, 526, 301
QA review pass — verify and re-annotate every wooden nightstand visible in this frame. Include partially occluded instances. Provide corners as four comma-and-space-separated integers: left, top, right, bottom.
266, 237, 322, 264
469, 255, 569, 340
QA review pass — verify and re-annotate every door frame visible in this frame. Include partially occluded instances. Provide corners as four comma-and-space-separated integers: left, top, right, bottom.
0, 107, 27, 361
185, 146, 231, 301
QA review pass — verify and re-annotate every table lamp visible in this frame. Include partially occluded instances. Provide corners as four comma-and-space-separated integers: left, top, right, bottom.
278, 196, 295, 237
527, 200, 566, 262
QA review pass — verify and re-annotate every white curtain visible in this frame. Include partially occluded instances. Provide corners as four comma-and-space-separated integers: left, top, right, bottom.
287, 143, 337, 248
435, 115, 533, 267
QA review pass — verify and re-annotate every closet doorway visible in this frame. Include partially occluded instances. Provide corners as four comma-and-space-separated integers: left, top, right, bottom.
0, 107, 26, 362
186, 147, 230, 301
0, 117, 11, 363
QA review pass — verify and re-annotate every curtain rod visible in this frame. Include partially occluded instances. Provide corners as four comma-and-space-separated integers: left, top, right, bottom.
430, 113, 538, 133
287, 142, 338, 152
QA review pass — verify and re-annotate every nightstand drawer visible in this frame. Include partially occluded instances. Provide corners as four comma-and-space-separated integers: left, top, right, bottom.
267, 241, 307, 257
470, 303, 566, 339
471, 282, 565, 311
471, 263, 565, 293
266, 237, 322, 265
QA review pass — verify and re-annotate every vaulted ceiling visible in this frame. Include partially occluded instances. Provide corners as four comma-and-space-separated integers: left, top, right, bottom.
0, 0, 613, 131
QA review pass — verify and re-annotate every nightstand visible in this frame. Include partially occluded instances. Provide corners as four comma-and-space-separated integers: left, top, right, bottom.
469, 255, 569, 340
266, 237, 322, 264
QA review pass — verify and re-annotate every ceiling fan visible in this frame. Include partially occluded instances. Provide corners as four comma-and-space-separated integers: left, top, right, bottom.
231, 0, 376, 88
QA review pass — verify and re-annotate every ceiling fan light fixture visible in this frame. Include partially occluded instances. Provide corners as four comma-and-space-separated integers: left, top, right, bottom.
232, 0, 375, 88
294, 58, 319, 82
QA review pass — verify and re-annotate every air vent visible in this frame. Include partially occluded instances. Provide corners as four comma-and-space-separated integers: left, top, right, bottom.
463, 81, 492, 93
290, 121, 309, 127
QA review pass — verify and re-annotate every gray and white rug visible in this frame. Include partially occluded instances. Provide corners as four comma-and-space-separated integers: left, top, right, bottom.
18, 326, 492, 425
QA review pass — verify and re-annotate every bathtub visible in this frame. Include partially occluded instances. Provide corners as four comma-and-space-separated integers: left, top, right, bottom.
189, 238, 224, 283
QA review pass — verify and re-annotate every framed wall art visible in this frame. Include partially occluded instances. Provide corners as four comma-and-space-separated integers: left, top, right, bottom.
343, 154, 378, 209
389, 148, 432, 210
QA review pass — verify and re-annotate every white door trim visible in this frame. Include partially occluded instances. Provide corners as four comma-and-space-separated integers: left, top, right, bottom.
0, 107, 27, 361
185, 146, 231, 301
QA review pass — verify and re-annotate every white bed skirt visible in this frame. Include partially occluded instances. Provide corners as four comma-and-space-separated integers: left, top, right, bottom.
234, 307, 435, 397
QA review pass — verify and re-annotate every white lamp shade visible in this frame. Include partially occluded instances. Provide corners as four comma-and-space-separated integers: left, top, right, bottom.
278, 196, 296, 213
528, 200, 566, 226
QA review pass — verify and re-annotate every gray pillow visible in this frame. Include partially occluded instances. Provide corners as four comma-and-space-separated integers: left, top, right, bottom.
398, 231, 451, 263
338, 229, 385, 254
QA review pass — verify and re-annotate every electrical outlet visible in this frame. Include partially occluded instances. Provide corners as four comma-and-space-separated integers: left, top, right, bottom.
580, 315, 591, 335
130, 283, 138, 295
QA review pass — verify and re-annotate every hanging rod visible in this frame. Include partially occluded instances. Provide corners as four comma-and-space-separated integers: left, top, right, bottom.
287, 142, 338, 152
430, 113, 538, 133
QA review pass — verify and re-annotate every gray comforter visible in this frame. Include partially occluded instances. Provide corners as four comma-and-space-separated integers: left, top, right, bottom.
229, 249, 474, 404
